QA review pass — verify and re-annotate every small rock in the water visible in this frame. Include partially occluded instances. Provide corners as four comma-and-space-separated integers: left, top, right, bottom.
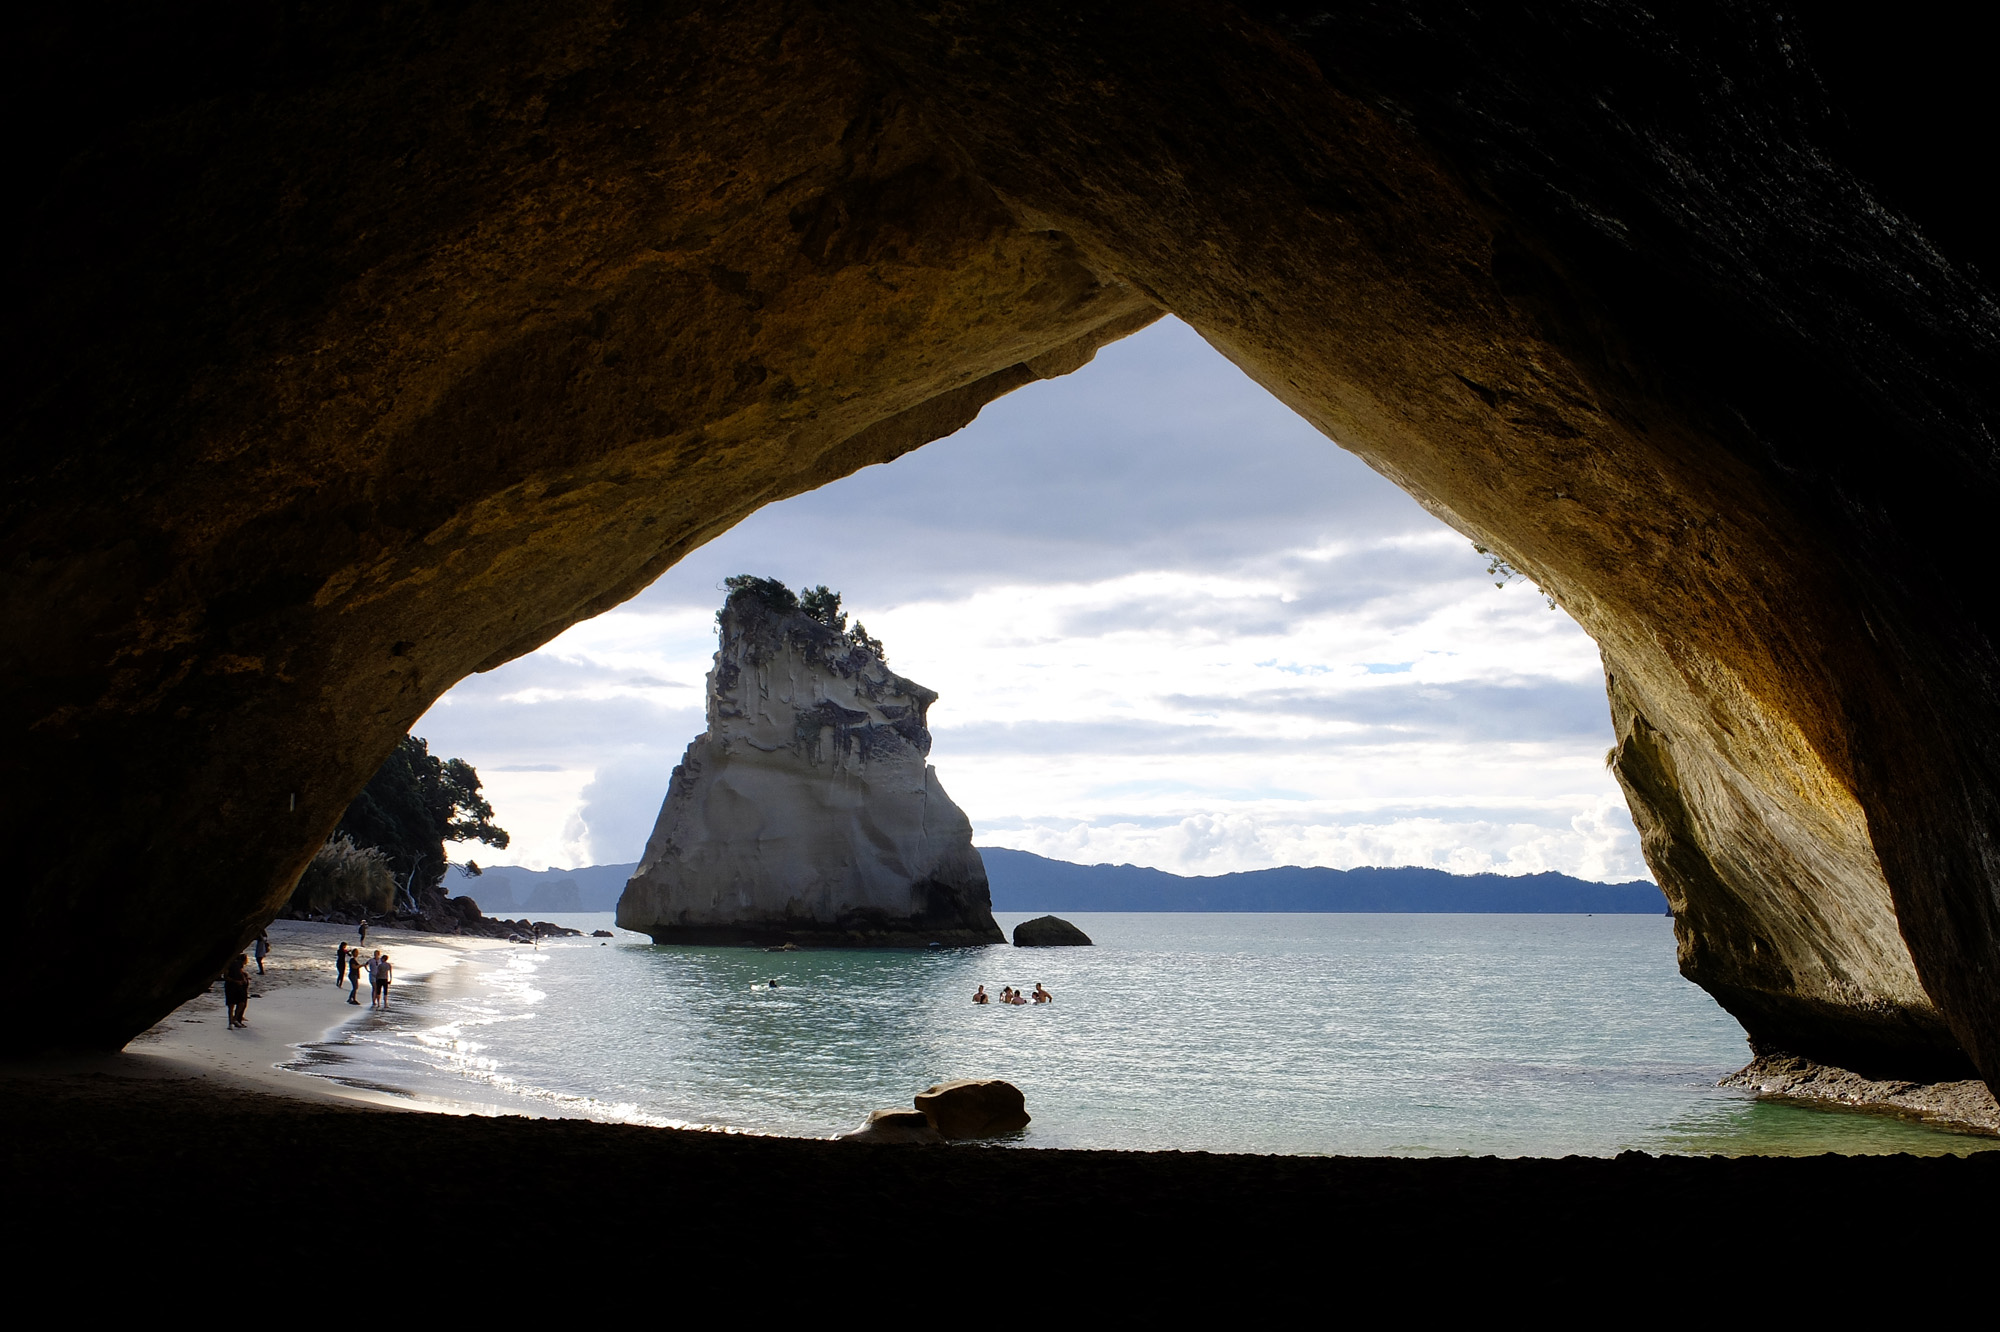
1013, 915, 1092, 947
591, 930, 614, 938
838, 1108, 943, 1144
914, 1078, 1031, 1139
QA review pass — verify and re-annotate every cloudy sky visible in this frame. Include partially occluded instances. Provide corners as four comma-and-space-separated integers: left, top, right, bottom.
415, 318, 1646, 882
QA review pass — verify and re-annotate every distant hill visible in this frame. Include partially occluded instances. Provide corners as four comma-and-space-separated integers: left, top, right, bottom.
443, 850, 1666, 915
978, 847, 1666, 914
443, 862, 638, 914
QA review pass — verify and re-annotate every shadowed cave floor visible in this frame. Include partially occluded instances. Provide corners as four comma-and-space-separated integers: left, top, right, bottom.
5, 1067, 1995, 1282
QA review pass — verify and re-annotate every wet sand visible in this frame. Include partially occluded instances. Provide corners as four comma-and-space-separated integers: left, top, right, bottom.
118, 918, 513, 1110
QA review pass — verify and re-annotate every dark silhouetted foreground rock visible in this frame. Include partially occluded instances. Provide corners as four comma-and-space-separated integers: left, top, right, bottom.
839, 1109, 944, 1145
1013, 915, 1093, 947
915, 1079, 1031, 1140
8, 1069, 1998, 1281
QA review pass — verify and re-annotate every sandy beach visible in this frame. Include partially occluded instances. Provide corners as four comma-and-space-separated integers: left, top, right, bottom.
112, 918, 517, 1111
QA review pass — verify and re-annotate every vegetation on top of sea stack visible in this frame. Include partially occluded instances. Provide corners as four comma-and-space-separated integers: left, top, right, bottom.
724, 574, 886, 661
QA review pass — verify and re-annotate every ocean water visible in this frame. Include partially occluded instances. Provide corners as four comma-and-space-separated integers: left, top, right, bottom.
290, 912, 1990, 1157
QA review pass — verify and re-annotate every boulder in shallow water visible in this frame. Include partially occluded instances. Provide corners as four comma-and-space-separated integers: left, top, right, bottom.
914, 1079, 1030, 1139
838, 1108, 943, 1144
1013, 915, 1092, 947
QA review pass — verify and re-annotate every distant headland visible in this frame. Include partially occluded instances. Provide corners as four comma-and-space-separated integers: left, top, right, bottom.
449, 850, 1665, 915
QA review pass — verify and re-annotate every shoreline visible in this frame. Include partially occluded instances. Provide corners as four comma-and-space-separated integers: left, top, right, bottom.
93, 915, 2000, 1150
116, 918, 519, 1113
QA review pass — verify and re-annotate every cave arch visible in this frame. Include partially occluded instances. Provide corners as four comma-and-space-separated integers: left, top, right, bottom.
8, 3, 1998, 1086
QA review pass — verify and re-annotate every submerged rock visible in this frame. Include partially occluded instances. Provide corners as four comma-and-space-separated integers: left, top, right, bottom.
914, 1079, 1030, 1140
838, 1109, 943, 1145
1721, 1053, 1999, 1137
1013, 915, 1092, 947
616, 582, 1003, 947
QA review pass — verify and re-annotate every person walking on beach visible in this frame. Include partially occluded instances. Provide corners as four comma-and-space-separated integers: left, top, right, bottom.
363, 950, 382, 1008
336, 942, 350, 988
357, 917, 368, 945
376, 953, 394, 1009
223, 954, 251, 1028
253, 931, 270, 975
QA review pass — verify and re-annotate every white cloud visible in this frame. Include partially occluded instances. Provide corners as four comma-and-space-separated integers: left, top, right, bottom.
413, 318, 1647, 882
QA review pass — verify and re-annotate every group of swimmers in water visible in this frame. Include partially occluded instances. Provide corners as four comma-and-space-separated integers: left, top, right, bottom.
972, 984, 1051, 1005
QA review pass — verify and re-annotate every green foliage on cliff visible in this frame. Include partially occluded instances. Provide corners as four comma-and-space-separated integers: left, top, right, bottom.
337, 735, 509, 894
723, 573, 799, 615
800, 583, 846, 630
725, 575, 888, 661
289, 834, 399, 914
846, 622, 885, 660
1473, 542, 1558, 610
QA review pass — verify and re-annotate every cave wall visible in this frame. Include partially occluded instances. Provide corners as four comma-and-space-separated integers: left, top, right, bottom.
5, 1, 1156, 1044
7, 2, 1998, 1081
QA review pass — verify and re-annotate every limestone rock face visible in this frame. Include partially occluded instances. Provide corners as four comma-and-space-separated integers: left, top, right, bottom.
616, 590, 1002, 946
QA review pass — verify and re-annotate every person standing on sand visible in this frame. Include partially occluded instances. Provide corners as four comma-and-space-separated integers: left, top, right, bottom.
223, 954, 251, 1028
376, 953, 394, 1009
357, 918, 368, 945
336, 942, 349, 988
346, 950, 363, 1005
253, 931, 270, 975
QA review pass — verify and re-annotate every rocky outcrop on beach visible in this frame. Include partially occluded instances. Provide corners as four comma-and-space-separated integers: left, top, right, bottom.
915, 1079, 1031, 1139
838, 1109, 944, 1145
843, 1079, 1029, 1142
1013, 915, 1092, 947
616, 582, 1002, 947
1721, 1054, 2000, 1137
290, 884, 581, 941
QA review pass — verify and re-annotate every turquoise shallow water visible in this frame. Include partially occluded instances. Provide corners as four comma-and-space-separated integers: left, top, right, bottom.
293, 911, 1990, 1157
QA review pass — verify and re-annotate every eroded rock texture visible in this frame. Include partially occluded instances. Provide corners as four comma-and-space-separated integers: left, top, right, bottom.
616, 587, 1000, 945
8, 3, 1999, 1082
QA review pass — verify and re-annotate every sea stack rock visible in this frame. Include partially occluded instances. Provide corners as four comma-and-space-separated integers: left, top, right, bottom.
616, 578, 1003, 947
